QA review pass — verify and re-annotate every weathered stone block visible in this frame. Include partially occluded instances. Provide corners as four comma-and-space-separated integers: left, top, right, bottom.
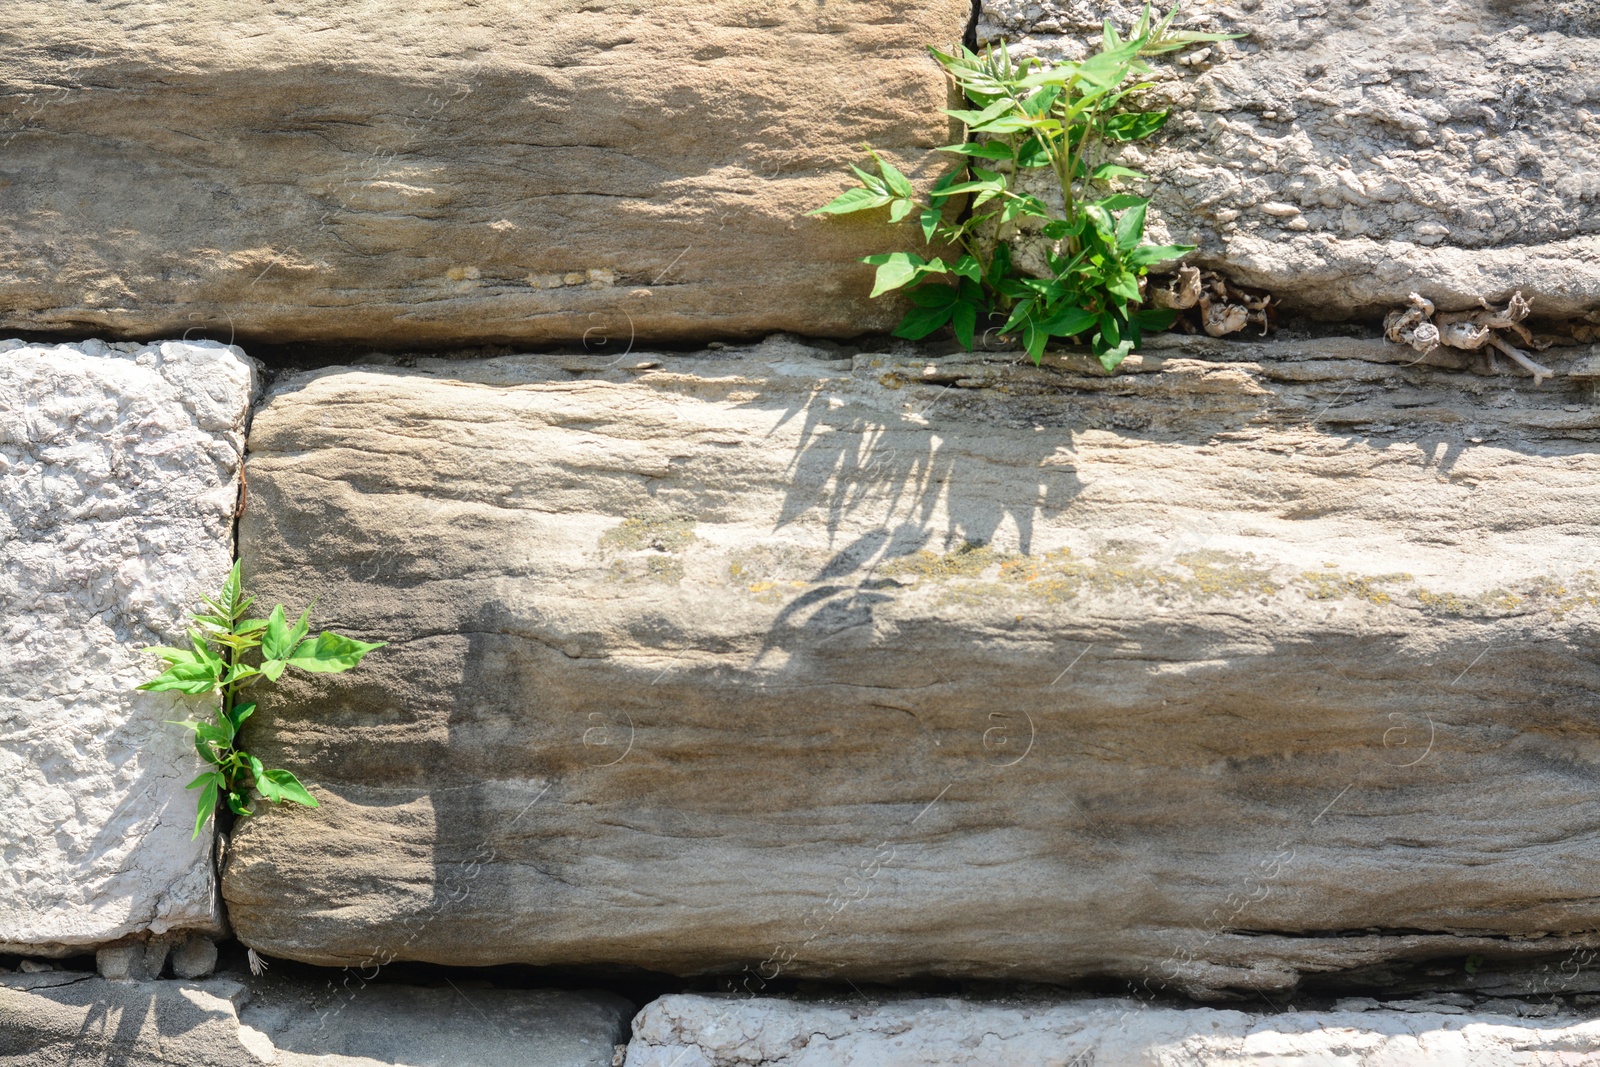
624, 993, 1600, 1066
223, 337, 1600, 994
0, 340, 253, 955
0, 0, 968, 346
978, 1, 1600, 319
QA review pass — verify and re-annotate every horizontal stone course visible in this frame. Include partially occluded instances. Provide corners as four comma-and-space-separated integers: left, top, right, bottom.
0, 0, 968, 346
222, 336, 1600, 994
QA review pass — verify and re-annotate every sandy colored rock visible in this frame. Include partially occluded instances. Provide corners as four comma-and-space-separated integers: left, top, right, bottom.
0, 0, 968, 347
223, 336, 1600, 994
979, 1, 1600, 319
624, 993, 1600, 1066
0, 340, 252, 956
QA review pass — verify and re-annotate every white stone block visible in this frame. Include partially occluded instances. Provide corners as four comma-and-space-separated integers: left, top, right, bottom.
0, 339, 254, 954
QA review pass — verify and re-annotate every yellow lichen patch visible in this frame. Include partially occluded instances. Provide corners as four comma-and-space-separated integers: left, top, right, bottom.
1414, 587, 1521, 616
600, 514, 696, 585
1298, 570, 1413, 605
601, 515, 697, 554
1521, 572, 1600, 620
881, 542, 1022, 581
1176, 550, 1279, 598
885, 544, 1280, 607
607, 556, 684, 585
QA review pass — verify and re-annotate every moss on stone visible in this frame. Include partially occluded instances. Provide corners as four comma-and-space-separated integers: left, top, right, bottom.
1298, 569, 1413, 605
601, 514, 697, 553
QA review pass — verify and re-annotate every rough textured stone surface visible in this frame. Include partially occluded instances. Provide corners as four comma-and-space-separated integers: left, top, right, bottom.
624, 994, 1600, 1066
170, 935, 218, 980
0, 971, 631, 1066
0, 340, 253, 956
978, 1, 1600, 319
0, 0, 968, 347
225, 336, 1600, 994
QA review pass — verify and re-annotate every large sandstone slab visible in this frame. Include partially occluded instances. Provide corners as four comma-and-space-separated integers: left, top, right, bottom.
0, 0, 967, 346
224, 336, 1600, 994
625, 993, 1600, 1066
0, 971, 631, 1066
980, 1, 1600, 319
0, 340, 252, 955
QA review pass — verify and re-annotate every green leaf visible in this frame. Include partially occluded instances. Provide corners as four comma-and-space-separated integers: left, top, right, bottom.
904, 283, 959, 309
1024, 322, 1050, 363
260, 768, 319, 808
951, 299, 979, 351
195, 731, 224, 766
225, 791, 252, 816
887, 198, 913, 224
1094, 193, 1148, 213
1126, 242, 1195, 268
1092, 163, 1149, 182
943, 98, 1016, 128
224, 662, 260, 686
1115, 202, 1148, 250
1016, 137, 1052, 169
1104, 110, 1170, 141
195, 721, 234, 748
951, 255, 983, 282
138, 657, 224, 695
286, 632, 387, 674
228, 702, 256, 731
1098, 338, 1136, 372
186, 770, 224, 791
861, 252, 946, 297
811, 187, 892, 216
938, 140, 1014, 161
919, 205, 943, 243
1105, 270, 1142, 302
873, 153, 914, 198
849, 164, 889, 195
192, 779, 219, 839
892, 303, 956, 340
1037, 305, 1098, 338
260, 658, 289, 682
1136, 307, 1179, 331
262, 605, 313, 662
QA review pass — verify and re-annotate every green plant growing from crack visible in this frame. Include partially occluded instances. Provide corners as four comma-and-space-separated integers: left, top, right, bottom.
811, 3, 1239, 368
135, 562, 385, 838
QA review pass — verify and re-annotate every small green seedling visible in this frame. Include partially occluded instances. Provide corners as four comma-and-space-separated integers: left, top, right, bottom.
136, 562, 384, 838
812, 3, 1241, 369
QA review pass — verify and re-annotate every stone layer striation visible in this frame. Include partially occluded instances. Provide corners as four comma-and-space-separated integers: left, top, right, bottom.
223, 336, 1600, 995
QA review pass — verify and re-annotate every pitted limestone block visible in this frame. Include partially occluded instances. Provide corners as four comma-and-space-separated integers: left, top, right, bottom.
0, 0, 969, 347
222, 336, 1600, 994
0, 339, 253, 956
977, 0, 1600, 319
623, 994, 1600, 1067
